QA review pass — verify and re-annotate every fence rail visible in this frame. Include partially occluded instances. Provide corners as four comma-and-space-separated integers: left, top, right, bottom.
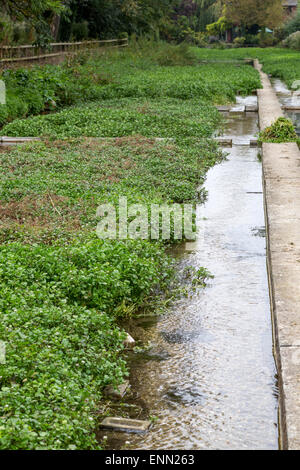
0, 38, 128, 63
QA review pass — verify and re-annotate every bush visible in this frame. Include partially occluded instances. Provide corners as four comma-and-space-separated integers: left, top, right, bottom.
258, 33, 277, 47
233, 37, 246, 46
71, 21, 89, 41
245, 34, 259, 46
118, 32, 128, 39
282, 31, 300, 50
126, 38, 197, 66
0, 92, 28, 127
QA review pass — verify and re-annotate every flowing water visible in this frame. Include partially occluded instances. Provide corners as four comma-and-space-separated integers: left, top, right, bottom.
287, 111, 300, 137
102, 109, 279, 450
272, 78, 300, 136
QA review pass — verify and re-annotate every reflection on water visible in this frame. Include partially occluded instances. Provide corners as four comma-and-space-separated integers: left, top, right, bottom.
103, 112, 278, 450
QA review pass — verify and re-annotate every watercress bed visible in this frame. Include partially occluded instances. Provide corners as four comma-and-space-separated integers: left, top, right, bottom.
0, 41, 261, 449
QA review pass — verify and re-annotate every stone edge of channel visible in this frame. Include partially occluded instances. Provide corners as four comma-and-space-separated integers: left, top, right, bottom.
255, 59, 300, 450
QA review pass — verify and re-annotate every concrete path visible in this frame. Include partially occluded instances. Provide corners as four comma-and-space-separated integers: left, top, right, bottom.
255, 60, 300, 450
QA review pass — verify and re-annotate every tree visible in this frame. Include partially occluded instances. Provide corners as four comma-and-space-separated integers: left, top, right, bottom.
2, 0, 65, 44
2, 0, 64, 22
60, 0, 176, 40
284, 7, 300, 35
206, 15, 232, 37
223, 0, 284, 30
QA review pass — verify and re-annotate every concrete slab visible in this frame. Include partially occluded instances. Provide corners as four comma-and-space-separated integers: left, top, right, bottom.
257, 90, 284, 129
215, 137, 232, 147
267, 252, 300, 345
1, 136, 40, 142
229, 105, 245, 114
262, 143, 300, 178
123, 332, 136, 349
283, 106, 300, 111
246, 105, 258, 112
100, 417, 151, 433
256, 59, 300, 449
0, 136, 41, 146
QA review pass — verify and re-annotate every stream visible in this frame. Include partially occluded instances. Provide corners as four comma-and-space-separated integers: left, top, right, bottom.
272, 78, 300, 136
102, 104, 279, 450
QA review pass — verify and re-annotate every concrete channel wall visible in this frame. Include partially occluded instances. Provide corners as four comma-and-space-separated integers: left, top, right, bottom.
254, 60, 300, 450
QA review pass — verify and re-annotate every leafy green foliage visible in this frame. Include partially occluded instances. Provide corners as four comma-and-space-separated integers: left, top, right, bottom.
0, 41, 261, 129
193, 47, 300, 90
1, 43, 259, 450
282, 31, 300, 51
0, 132, 222, 448
284, 7, 300, 36
2, 0, 65, 46
0, 238, 171, 449
0, 137, 223, 241
0, 63, 107, 127
1, 98, 222, 138
259, 117, 298, 143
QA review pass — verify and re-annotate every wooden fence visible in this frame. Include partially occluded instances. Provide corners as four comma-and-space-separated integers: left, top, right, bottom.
0, 38, 128, 64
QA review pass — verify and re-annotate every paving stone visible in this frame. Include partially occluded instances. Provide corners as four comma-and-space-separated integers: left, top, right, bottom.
215, 137, 232, 147
246, 105, 258, 112
229, 105, 245, 114
123, 332, 135, 349
282, 105, 300, 111
1, 136, 40, 143
100, 417, 151, 433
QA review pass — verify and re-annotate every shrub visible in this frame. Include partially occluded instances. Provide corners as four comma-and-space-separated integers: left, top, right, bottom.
282, 31, 300, 50
233, 37, 246, 46
258, 33, 277, 47
259, 117, 298, 143
245, 34, 259, 46
71, 21, 89, 41
118, 32, 128, 39
0, 92, 28, 126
